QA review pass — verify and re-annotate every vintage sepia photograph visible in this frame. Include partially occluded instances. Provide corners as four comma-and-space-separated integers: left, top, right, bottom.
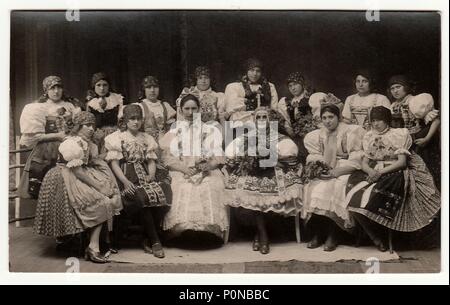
3, 1, 448, 284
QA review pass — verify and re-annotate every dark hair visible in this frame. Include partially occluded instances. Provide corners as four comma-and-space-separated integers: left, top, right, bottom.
118, 104, 144, 132
320, 104, 341, 119
387, 74, 416, 100
188, 69, 216, 90
180, 94, 200, 109
354, 69, 377, 92
85, 72, 118, 102
370, 106, 392, 125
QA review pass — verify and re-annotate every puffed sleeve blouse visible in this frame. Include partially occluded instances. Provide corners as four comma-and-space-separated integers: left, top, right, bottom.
58, 136, 92, 168
303, 122, 366, 169
362, 127, 412, 161
104, 130, 158, 163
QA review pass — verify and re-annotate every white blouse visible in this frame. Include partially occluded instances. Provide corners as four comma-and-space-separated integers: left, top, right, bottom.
303, 122, 366, 169
342, 93, 391, 127
87, 92, 123, 113
224, 82, 278, 123
19, 100, 79, 147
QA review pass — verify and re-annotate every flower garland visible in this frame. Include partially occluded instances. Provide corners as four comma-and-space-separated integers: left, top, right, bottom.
241, 75, 272, 111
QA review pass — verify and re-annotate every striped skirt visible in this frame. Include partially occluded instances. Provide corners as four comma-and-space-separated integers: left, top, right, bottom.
346, 153, 440, 232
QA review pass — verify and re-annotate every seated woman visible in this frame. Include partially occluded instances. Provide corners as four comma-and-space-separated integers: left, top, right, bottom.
176, 66, 226, 126
302, 104, 366, 251
86, 72, 124, 154
104, 104, 172, 259
159, 94, 229, 243
18, 75, 81, 199
342, 70, 391, 130
224, 107, 303, 254
346, 106, 441, 251
34, 111, 123, 264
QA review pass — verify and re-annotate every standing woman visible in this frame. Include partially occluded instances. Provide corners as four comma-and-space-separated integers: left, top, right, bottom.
302, 104, 366, 251
159, 94, 229, 242
346, 106, 440, 250
224, 58, 278, 125
342, 70, 391, 130
34, 111, 123, 263
86, 72, 124, 153
135, 76, 177, 142
224, 107, 303, 254
278, 72, 318, 163
104, 104, 172, 258
388, 75, 441, 187
176, 66, 226, 126
18, 75, 81, 199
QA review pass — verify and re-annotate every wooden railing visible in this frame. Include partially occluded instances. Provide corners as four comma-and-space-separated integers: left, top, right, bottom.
9, 136, 33, 226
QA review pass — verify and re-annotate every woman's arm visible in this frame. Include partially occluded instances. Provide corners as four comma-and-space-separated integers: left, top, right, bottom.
330, 166, 357, 177
71, 166, 103, 192
361, 156, 376, 175
36, 132, 66, 143
147, 159, 156, 181
109, 159, 137, 196
415, 118, 440, 147
377, 154, 407, 175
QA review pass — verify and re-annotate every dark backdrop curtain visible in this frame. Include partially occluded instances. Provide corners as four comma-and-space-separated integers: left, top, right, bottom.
10, 10, 441, 136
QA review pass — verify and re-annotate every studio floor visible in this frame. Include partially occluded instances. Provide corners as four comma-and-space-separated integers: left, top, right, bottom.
9, 224, 441, 274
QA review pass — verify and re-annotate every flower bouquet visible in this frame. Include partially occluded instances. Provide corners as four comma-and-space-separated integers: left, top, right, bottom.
303, 160, 332, 183
184, 158, 210, 185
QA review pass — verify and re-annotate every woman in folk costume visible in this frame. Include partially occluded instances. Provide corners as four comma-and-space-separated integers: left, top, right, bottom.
342, 70, 391, 130
176, 66, 226, 126
160, 94, 229, 242
302, 104, 366, 251
34, 111, 123, 264
224, 107, 303, 254
224, 58, 278, 126
18, 75, 82, 199
85, 72, 124, 153
345, 106, 441, 251
133, 76, 177, 142
277, 72, 318, 163
388, 75, 441, 188
105, 104, 172, 258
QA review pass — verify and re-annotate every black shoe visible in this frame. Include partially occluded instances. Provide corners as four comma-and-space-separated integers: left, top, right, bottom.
85, 247, 107, 264
252, 237, 260, 251
307, 234, 323, 249
323, 233, 338, 252
374, 239, 388, 252
259, 242, 270, 255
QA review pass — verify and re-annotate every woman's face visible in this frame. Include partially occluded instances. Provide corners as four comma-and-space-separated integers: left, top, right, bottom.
145, 86, 160, 101
196, 75, 211, 91
181, 100, 199, 122
355, 75, 370, 95
255, 111, 269, 129
47, 85, 63, 102
126, 115, 143, 133
288, 81, 304, 97
247, 67, 262, 84
94, 80, 110, 97
371, 119, 389, 132
78, 123, 95, 140
321, 111, 339, 131
390, 84, 408, 100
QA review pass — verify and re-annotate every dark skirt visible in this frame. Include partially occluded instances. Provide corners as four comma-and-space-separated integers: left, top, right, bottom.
346, 153, 440, 232
120, 162, 172, 216
19, 140, 61, 199
412, 126, 440, 189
